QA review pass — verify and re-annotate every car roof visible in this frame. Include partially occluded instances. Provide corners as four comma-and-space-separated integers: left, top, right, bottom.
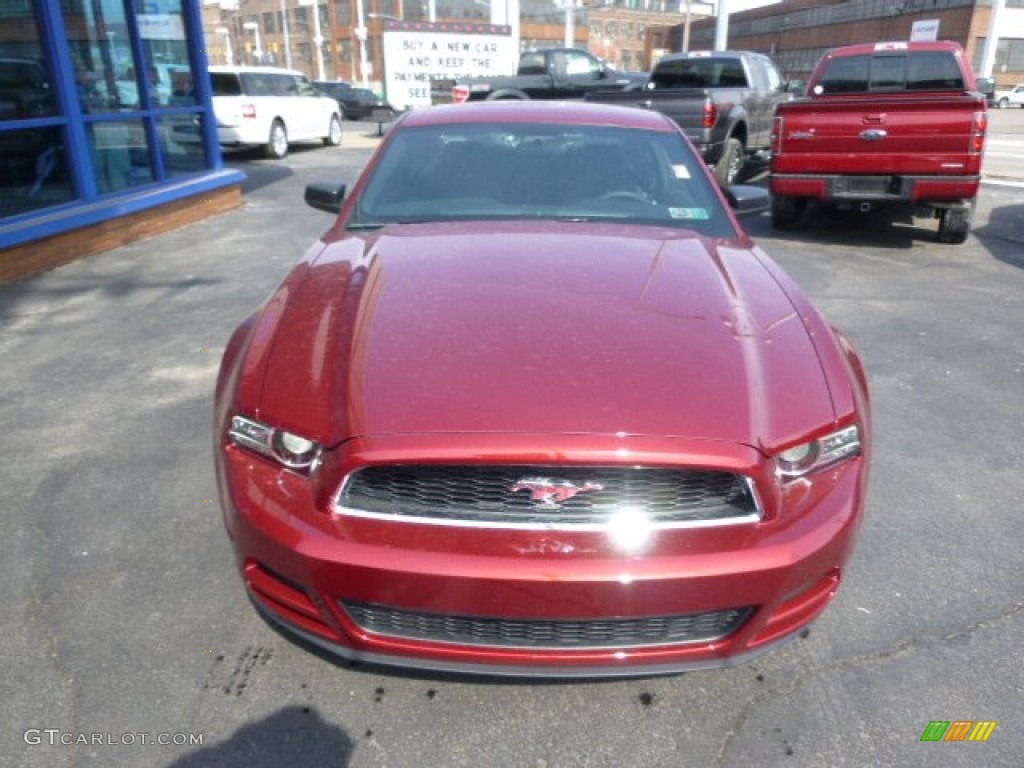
659, 50, 759, 61
824, 40, 963, 57
401, 100, 677, 132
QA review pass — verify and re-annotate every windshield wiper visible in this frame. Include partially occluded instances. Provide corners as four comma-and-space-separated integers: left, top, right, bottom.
345, 219, 443, 230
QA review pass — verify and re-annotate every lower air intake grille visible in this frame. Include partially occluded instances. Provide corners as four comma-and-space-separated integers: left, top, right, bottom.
342, 602, 752, 649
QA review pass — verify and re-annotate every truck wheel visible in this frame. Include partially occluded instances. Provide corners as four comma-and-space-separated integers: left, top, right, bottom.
937, 205, 971, 244
771, 195, 805, 229
714, 138, 744, 189
265, 120, 288, 159
997, 98, 1009, 109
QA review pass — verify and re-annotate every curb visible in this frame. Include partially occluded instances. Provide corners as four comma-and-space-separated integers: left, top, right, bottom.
344, 131, 386, 149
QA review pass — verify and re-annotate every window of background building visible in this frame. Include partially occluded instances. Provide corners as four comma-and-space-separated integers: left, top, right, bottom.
263, 12, 276, 34
73, 0, 201, 193
0, 3, 71, 219
446, 0, 487, 18
971, 38, 1024, 74
335, 1, 352, 26
1010, 40, 1024, 70
2, 0, 217, 228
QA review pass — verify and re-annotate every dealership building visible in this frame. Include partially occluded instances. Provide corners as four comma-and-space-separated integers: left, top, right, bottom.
652, 0, 1024, 84
0, 0, 242, 283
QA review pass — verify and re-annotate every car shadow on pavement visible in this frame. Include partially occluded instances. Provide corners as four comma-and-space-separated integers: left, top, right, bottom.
743, 200, 938, 250
971, 201, 1024, 269
164, 706, 353, 768
222, 150, 294, 195
224, 143, 348, 195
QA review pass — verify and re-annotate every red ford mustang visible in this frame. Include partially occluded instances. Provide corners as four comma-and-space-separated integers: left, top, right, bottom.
214, 101, 870, 677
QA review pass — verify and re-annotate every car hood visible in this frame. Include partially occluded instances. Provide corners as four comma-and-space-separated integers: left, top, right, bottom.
255, 222, 835, 451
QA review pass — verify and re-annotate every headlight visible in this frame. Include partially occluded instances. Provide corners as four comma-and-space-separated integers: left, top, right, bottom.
228, 415, 321, 470
775, 425, 860, 480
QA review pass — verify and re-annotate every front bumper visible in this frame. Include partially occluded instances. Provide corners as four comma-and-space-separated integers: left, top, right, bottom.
217, 435, 867, 678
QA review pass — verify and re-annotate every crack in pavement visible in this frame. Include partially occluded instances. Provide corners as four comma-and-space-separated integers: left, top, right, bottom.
714, 601, 1024, 766
21, 594, 84, 768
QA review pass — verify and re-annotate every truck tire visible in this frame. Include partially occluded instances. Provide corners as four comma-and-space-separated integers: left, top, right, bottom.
771, 195, 805, 229
997, 98, 1009, 109
937, 205, 971, 244
714, 137, 744, 189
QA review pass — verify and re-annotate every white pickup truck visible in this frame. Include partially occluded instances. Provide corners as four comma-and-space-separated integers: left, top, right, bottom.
993, 83, 1024, 109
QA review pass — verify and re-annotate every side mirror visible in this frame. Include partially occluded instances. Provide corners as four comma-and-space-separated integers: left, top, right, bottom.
724, 185, 770, 216
304, 182, 346, 214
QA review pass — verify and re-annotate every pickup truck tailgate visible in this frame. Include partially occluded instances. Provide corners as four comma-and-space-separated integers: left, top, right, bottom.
772, 94, 986, 176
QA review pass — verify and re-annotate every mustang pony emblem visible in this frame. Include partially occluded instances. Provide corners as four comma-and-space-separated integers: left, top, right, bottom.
511, 477, 604, 508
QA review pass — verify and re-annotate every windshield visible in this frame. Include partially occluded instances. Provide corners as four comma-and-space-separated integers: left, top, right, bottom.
349, 122, 735, 238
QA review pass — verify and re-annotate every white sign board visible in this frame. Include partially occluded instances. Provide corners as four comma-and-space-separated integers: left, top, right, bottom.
138, 14, 185, 40
379, 22, 516, 111
910, 19, 940, 42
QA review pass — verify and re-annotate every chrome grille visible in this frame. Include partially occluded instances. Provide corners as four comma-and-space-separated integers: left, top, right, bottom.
342, 602, 752, 649
337, 465, 759, 527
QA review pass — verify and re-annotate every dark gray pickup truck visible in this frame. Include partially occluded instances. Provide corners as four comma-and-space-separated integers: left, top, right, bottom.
587, 50, 792, 187
439, 48, 646, 105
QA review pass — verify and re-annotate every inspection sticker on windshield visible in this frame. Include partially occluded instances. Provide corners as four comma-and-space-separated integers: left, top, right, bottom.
668, 207, 710, 220
672, 164, 691, 179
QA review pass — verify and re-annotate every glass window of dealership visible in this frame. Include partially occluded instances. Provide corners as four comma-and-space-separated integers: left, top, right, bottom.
0, 0, 238, 253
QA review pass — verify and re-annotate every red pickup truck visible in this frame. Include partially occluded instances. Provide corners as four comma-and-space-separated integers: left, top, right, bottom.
769, 41, 987, 243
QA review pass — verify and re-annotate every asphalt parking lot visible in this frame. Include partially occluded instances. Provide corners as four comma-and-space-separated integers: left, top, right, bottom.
2, 115, 1023, 768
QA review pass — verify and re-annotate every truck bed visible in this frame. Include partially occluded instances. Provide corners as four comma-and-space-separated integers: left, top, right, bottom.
585, 87, 735, 147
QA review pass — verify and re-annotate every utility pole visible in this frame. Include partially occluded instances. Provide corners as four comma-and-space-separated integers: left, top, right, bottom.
682, 0, 692, 53
300, 0, 326, 80
715, 0, 729, 51
281, 0, 293, 69
979, 0, 1006, 78
355, 0, 369, 88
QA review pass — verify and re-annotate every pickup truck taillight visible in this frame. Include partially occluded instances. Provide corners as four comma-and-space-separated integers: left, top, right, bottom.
969, 111, 987, 154
452, 85, 469, 105
771, 116, 783, 154
242, 103, 256, 119
703, 99, 716, 130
